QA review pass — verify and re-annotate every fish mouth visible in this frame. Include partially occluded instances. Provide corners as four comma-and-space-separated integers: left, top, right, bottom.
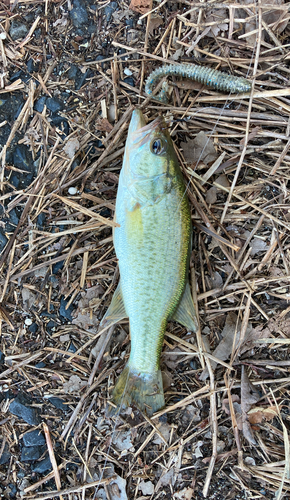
128, 110, 165, 147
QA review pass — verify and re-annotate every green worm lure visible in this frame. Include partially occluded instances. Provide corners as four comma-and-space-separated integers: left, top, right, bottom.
145, 63, 252, 102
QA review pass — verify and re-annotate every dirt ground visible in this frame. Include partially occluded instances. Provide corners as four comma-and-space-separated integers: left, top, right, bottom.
1, 0, 290, 499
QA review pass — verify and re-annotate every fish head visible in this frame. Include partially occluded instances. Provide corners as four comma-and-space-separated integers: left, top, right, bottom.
123, 109, 178, 207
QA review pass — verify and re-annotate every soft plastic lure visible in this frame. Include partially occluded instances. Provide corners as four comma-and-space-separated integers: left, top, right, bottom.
145, 63, 252, 102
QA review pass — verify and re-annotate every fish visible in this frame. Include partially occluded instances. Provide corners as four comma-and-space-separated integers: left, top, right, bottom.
100, 109, 198, 416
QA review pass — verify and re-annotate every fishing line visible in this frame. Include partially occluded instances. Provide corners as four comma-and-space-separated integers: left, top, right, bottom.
173, 25, 258, 214
93, 8, 259, 498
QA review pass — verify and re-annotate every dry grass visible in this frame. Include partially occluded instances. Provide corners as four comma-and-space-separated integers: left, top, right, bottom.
1, 0, 290, 499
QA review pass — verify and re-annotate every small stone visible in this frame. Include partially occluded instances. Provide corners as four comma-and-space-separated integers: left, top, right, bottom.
47, 397, 67, 411
95, 54, 106, 69
21, 445, 43, 462
17, 470, 26, 480
9, 393, 41, 426
215, 174, 230, 188
124, 68, 132, 76
12, 145, 35, 189
32, 454, 52, 473
59, 296, 74, 321
68, 187, 78, 195
23, 430, 45, 447
35, 361, 46, 368
0, 350, 4, 365
52, 261, 64, 275
104, 2, 118, 23
26, 58, 39, 73
125, 19, 134, 28
68, 342, 77, 353
9, 20, 28, 41
25, 318, 33, 326
75, 68, 92, 91
51, 115, 69, 136
0, 444, 10, 465
34, 96, 47, 113
36, 213, 46, 230
8, 484, 17, 497
0, 230, 8, 253
46, 97, 65, 113
4, 208, 19, 232
123, 76, 134, 87
60, 334, 70, 343
189, 360, 198, 370
69, 0, 89, 28
67, 65, 78, 80
245, 456, 256, 466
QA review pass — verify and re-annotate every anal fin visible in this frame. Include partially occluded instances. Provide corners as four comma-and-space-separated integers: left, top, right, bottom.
171, 281, 198, 332
99, 281, 128, 329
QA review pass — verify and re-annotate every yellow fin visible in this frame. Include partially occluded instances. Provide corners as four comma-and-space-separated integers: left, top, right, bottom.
107, 365, 165, 417
99, 282, 127, 328
171, 281, 198, 332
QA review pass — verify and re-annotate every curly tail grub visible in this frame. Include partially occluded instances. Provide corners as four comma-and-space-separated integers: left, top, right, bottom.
145, 63, 252, 102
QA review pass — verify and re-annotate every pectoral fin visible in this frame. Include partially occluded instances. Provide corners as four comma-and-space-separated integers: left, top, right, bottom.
99, 282, 128, 328
171, 281, 198, 332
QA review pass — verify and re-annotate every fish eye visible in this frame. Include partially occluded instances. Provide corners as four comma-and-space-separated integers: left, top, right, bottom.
150, 138, 165, 155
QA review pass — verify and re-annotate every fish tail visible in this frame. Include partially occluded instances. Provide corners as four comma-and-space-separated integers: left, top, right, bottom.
107, 365, 165, 416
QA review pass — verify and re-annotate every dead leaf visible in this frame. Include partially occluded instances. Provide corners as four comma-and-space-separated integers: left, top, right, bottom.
53, 12, 68, 27
181, 131, 217, 166
170, 47, 184, 61
112, 8, 132, 24
113, 430, 133, 452
248, 406, 278, 424
162, 369, 174, 391
237, 0, 288, 47
250, 237, 269, 256
240, 127, 261, 146
158, 467, 175, 487
240, 324, 272, 355
205, 9, 228, 37
206, 186, 217, 205
174, 487, 194, 499
139, 480, 154, 496
209, 271, 223, 289
241, 366, 260, 444
222, 395, 243, 430
22, 288, 36, 311
72, 286, 103, 329
263, 1, 289, 34
200, 312, 252, 381
63, 137, 80, 159
239, 316, 290, 355
96, 118, 114, 133
148, 15, 163, 35
215, 174, 230, 188
63, 375, 86, 394
129, 0, 150, 15
181, 405, 201, 426
108, 475, 128, 500
153, 422, 171, 445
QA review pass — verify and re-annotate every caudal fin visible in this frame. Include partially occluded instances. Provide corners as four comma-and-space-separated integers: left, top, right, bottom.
107, 365, 165, 416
